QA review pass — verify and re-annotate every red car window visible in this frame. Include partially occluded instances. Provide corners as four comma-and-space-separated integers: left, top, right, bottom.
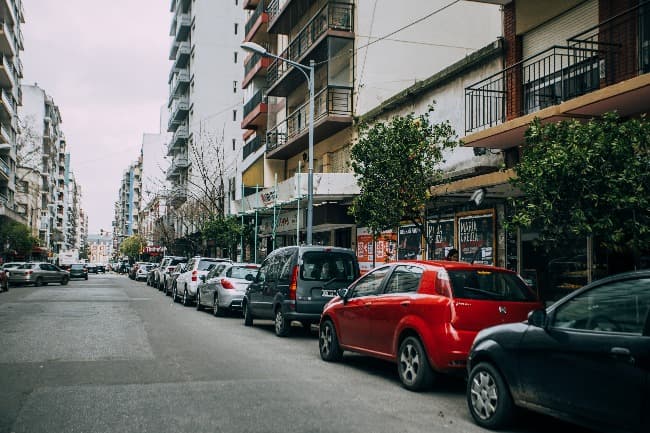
447, 269, 536, 301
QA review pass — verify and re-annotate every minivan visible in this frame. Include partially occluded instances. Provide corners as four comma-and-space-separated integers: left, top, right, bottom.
242, 246, 360, 337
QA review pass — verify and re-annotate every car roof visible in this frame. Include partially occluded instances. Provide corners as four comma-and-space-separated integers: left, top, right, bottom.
386, 260, 517, 274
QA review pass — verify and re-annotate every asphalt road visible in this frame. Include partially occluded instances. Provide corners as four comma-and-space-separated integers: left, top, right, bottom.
0, 273, 595, 433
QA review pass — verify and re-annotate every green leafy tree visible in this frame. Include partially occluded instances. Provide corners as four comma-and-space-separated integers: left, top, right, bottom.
0, 219, 38, 258
350, 105, 458, 245
510, 112, 650, 251
201, 216, 242, 259
119, 235, 145, 261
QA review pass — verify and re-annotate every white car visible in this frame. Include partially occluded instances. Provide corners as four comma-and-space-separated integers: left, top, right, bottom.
173, 257, 231, 306
196, 262, 260, 316
135, 263, 153, 281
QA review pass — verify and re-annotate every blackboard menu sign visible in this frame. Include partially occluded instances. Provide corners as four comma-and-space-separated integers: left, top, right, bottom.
426, 218, 455, 260
458, 211, 495, 265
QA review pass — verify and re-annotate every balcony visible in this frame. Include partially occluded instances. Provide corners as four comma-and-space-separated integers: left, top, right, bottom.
241, 88, 268, 130
173, 42, 191, 70
168, 186, 188, 207
166, 154, 189, 180
243, 0, 261, 10
0, 20, 17, 56
243, 51, 272, 89
0, 122, 11, 143
0, 54, 15, 88
464, 2, 650, 149
171, 12, 191, 42
244, 0, 269, 43
169, 95, 190, 123
0, 88, 15, 119
266, 86, 352, 159
243, 134, 266, 160
167, 123, 189, 155
266, 2, 354, 96
169, 41, 180, 60
169, 69, 190, 99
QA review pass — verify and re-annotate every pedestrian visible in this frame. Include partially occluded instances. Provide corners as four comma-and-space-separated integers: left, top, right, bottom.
446, 248, 459, 261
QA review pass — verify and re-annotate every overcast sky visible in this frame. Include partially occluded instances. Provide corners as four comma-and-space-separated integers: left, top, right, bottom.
22, 0, 170, 234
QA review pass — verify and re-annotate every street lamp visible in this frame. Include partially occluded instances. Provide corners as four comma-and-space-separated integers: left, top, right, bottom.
241, 41, 315, 245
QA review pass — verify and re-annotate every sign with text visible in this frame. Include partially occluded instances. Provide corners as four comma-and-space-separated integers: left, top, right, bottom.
356, 227, 397, 272
458, 211, 495, 265
426, 218, 455, 260
398, 225, 422, 260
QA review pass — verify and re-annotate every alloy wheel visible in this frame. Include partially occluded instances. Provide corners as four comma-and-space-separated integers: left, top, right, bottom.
470, 371, 498, 420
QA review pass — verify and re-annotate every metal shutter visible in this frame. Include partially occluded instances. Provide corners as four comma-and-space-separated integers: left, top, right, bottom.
522, 0, 599, 59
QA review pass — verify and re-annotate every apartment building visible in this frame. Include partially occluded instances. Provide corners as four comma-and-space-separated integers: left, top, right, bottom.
87, 233, 113, 265
113, 156, 143, 245
461, 0, 650, 300
63, 157, 84, 252
165, 0, 244, 239
0, 0, 24, 227
236, 0, 501, 257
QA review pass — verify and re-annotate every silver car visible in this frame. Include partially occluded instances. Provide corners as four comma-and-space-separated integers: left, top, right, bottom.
8, 262, 69, 286
196, 263, 259, 316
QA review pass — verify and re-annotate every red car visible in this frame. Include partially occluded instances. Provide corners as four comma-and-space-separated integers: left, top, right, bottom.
319, 260, 542, 391
0, 269, 7, 292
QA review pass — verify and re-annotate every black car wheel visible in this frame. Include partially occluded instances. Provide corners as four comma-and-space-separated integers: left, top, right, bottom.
213, 293, 225, 317
61, 276, 69, 285
195, 290, 202, 311
34, 277, 43, 287
319, 320, 343, 362
397, 336, 434, 391
274, 308, 291, 337
182, 288, 191, 307
467, 362, 514, 429
243, 301, 253, 326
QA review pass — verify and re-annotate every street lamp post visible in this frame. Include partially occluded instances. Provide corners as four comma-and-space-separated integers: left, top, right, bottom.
241, 41, 315, 245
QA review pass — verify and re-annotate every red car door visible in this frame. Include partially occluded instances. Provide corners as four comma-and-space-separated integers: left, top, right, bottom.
366, 264, 424, 356
335, 266, 391, 350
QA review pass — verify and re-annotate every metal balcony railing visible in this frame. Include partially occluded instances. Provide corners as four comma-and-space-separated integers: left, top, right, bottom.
243, 135, 266, 160
0, 157, 9, 177
244, 51, 270, 77
465, 1, 650, 134
245, 0, 266, 37
267, 2, 354, 89
243, 88, 266, 119
266, 86, 352, 152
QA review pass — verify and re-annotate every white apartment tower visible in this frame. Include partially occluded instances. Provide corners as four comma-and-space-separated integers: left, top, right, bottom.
166, 0, 244, 237
0, 0, 24, 227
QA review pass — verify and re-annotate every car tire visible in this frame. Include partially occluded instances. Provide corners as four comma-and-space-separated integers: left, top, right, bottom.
274, 308, 291, 337
172, 286, 178, 303
213, 293, 225, 317
319, 320, 343, 362
85, 276, 88, 280
243, 301, 253, 326
467, 362, 515, 429
195, 290, 203, 311
61, 276, 69, 286
397, 336, 434, 391
182, 288, 191, 307
35, 277, 43, 287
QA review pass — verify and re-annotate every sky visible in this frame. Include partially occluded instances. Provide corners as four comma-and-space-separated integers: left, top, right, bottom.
21, 0, 171, 234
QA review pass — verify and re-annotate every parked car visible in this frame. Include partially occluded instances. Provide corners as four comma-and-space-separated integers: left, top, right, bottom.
0, 268, 7, 292
68, 263, 88, 280
165, 263, 187, 296
155, 256, 186, 290
319, 260, 542, 391
174, 257, 230, 306
8, 262, 70, 286
146, 264, 159, 286
244, 246, 360, 337
86, 263, 98, 274
129, 262, 149, 280
96, 264, 106, 273
196, 262, 260, 315
135, 263, 154, 281
465, 270, 650, 433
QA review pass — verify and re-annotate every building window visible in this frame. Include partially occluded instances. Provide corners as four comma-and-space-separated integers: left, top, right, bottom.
232, 138, 236, 151
233, 80, 238, 93
233, 110, 237, 121
234, 23, 238, 35
234, 51, 238, 63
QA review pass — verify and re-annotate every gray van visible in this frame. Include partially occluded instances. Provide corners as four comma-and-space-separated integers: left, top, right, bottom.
243, 246, 360, 337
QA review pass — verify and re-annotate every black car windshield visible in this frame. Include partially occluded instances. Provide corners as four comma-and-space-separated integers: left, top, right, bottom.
301, 252, 358, 282
448, 270, 536, 301
71, 264, 85, 270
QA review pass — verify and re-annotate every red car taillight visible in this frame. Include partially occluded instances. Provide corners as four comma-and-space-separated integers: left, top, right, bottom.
288, 265, 299, 300
435, 269, 453, 297
221, 278, 235, 289
191, 270, 198, 282
26, 270, 33, 276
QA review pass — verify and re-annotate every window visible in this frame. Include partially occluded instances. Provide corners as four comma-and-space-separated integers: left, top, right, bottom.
232, 138, 236, 151
385, 265, 423, 294
351, 266, 391, 297
234, 23, 238, 35
233, 109, 237, 121
553, 277, 650, 334
233, 80, 238, 93
234, 51, 238, 63
448, 270, 536, 301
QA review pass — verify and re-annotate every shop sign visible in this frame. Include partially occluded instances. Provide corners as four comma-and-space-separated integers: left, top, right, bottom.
426, 218, 454, 260
457, 211, 495, 265
398, 225, 422, 260
356, 227, 397, 272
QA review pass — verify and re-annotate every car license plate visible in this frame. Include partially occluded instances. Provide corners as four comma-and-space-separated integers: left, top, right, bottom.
322, 289, 336, 297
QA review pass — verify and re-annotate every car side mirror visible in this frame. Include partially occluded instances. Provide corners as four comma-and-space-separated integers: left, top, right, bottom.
200, 275, 206, 283
528, 309, 547, 328
337, 288, 349, 304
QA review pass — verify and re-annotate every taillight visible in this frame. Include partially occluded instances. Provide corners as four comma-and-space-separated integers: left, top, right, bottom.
192, 270, 197, 282
435, 269, 452, 297
221, 279, 235, 289
26, 270, 33, 275
167, 266, 175, 272
288, 265, 299, 300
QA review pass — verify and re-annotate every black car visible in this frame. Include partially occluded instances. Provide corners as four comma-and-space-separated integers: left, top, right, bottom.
466, 270, 650, 433
86, 263, 98, 274
96, 264, 106, 273
69, 264, 88, 280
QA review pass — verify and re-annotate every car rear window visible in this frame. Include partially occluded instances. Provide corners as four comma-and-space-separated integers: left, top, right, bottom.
301, 252, 358, 282
198, 260, 219, 271
71, 264, 85, 270
169, 258, 185, 266
448, 270, 536, 301
228, 265, 258, 280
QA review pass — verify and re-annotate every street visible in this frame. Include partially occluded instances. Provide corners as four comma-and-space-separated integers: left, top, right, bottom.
0, 274, 595, 433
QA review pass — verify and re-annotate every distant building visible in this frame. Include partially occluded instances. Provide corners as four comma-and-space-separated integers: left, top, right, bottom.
113, 156, 143, 251
87, 232, 113, 264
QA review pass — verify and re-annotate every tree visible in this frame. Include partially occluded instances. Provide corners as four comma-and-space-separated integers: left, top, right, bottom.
350, 105, 458, 247
510, 112, 650, 252
119, 235, 145, 261
201, 215, 242, 259
0, 219, 38, 259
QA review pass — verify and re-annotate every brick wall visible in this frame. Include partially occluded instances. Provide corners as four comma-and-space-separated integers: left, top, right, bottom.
504, 2, 522, 120
599, 0, 639, 85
